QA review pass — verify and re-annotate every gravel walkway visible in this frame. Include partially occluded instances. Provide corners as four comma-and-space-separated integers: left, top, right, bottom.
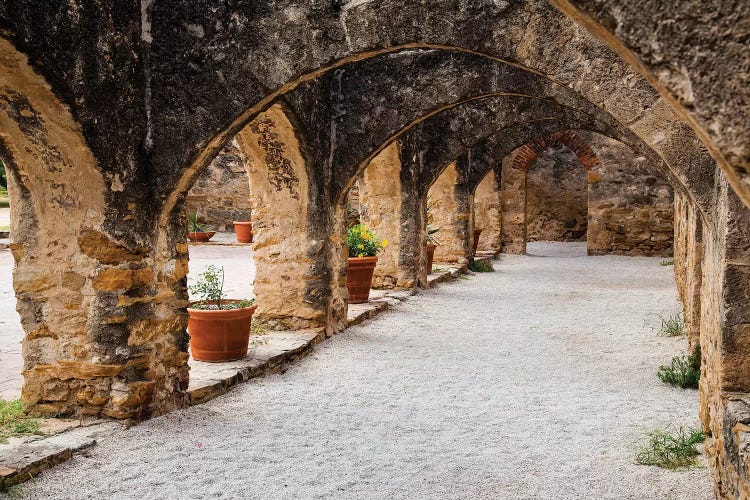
11, 242, 713, 499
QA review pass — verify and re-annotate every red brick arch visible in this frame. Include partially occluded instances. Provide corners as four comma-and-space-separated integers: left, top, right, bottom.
511, 130, 600, 172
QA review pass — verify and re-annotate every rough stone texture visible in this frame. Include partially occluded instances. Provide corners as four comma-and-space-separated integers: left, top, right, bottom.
673, 190, 703, 348
526, 145, 588, 242
429, 163, 471, 265
358, 143, 403, 289
501, 157, 528, 254
473, 169, 502, 252
184, 140, 252, 232
234, 105, 322, 330
585, 132, 674, 256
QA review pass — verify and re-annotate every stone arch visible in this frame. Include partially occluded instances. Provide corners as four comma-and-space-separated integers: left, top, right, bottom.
510, 130, 601, 172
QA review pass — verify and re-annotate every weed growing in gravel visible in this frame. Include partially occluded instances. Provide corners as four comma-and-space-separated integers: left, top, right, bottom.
657, 346, 701, 389
432, 266, 448, 273
0, 399, 40, 443
657, 312, 685, 337
636, 425, 705, 469
661, 259, 674, 266
469, 259, 494, 272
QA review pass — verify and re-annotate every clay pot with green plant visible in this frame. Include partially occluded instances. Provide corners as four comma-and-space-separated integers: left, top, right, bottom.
187, 265, 257, 362
187, 212, 215, 242
233, 220, 253, 243
346, 224, 388, 304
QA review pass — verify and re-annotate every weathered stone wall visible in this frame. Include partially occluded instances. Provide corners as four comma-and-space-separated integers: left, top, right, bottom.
184, 140, 252, 232
586, 133, 674, 256
473, 169, 502, 252
358, 143, 402, 289
430, 163, 470, 264
526, 144, 588, 242
501, 157, 527, 254
234, 105, 321, 330
673, 190, 703, 347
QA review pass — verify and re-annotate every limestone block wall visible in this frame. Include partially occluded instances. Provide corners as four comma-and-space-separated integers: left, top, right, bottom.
526, 144, 587, 242
358, 143, 402, 289
430, 163, 471, 264
586, 133, 674, 257
473, 169, 502, 252
673, 191, 703, 347
184, 140, 252, 232
501, 157, 527, 254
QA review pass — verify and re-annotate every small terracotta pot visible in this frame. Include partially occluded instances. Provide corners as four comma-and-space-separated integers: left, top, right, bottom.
188, 231, 216, 242
346, 256, 378, 304
425, 243, 437, 275
472, 229, 483, 256
233, 221, 253, 243
187, 301, 258, 362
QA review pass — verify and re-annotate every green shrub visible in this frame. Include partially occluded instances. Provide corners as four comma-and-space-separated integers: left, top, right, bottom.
0, 399, 40, 443
657, 345, 701, 389
346, 224, 387, 257
657, 312, 685, 337
636, 425, 705, 469
189, 265, 255, 310
661, 259, 674, 266
469, 259, 494, 272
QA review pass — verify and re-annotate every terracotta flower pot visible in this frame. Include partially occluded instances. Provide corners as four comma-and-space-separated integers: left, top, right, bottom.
233, 221, 253, 243
188, 231, 216, 242
472, 228, 483, 256
187, 301, 258, 362
425, 243, 437, 275
346, 256, 378, 304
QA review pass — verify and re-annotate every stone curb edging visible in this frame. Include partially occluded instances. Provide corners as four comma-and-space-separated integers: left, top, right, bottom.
0, 264, 472, 491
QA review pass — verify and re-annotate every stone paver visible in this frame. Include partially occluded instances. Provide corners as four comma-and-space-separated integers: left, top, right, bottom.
11, 243, 713, 499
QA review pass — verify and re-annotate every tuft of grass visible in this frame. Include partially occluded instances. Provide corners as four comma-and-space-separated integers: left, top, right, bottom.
469, 259, 494, 273
432, 266, 448, 273
661, 258, 675, 266
657, 312, 685, 337
635, 425, 706, 469
0, 399, 40, 443
657, 345, 701, 389
251, 322, 269, 335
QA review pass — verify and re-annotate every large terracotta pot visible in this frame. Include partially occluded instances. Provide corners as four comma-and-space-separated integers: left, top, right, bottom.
472, 228, 483, 256
346, 256, 378, 304
188, 231, 216, 242
233, 221, 253, 243
425, 243, 437, 275
187, 301, 258, 362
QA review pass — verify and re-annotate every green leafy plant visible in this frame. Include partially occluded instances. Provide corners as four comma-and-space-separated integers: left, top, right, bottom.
187, 211, 205, 233
657, 312, 685, 337
661, 258, 675, 266
188, 265, 255, 310
346, 224, 387, 258
469, 259, 494, 272
0, 158, 7, 189
635, 425, 705, 469
657, 345, 701, 389
0, 399, 40, 444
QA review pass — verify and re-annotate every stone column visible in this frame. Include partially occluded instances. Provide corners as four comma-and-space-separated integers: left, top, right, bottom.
473, 168, 502, 252
358, 143, 404, 289
501, 158, 527, 254
234, 104, 324, 330
673, 190, 703, 348
429, 163, 471, 265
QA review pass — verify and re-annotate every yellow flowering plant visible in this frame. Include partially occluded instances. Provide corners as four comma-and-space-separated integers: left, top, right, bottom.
346, 224, 388, 257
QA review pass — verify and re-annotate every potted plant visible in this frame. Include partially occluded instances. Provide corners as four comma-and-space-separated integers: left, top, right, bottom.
346, 224, 387, 303
233, 220, 253, 243
187, 265, 257, 362
187, 212, 216, 242
425, 195, 440, 275
472, 228, 483, 256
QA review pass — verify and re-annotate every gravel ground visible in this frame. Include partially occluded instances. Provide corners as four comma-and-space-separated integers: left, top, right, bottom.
10, 242, 713, 499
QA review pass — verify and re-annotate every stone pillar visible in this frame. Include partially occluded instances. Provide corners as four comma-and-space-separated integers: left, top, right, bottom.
501, 158, 527, 254
673, 190, 703, 348
358, 143, 403, 289
473, 168, 502, 252
701, 177, 750, 498
234, 104, 324, 330
429, 163, 471, 265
